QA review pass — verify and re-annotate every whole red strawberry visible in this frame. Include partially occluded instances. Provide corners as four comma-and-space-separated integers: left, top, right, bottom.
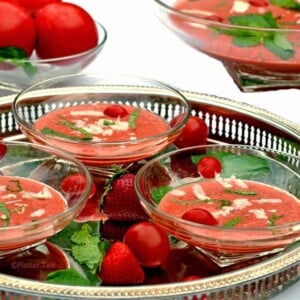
98, 241, 145, 285
103, 173, 149, 222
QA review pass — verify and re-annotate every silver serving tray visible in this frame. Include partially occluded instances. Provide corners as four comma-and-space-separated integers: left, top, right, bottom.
0, 91, 299, 299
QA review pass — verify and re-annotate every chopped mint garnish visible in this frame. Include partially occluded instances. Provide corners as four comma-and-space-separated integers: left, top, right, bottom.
225, 189, 257, 195
103, 119, 116, 126
58, 116, 93, 139
0, 46, 37, 76
268, 213, 284, 227
41, 127, 93, 141
223, 216, 242, 228
128, 109, 140, 129
0, 203, 10, 227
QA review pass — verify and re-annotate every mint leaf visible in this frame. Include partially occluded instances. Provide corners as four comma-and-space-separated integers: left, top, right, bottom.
223, 216, 242, 228
70, 224, 108, 276
128, 109, 140, 129
49, 221, 99, 250
41, 127, 93, 141
151, 186, 173, 204
58, 116, 93, 139
191, 151, 270, 179
264, 33, 294, 60
215, 12, 295, 60
46, 268, 94, 286
0, 46, 37, 76
270, 0, 300, 10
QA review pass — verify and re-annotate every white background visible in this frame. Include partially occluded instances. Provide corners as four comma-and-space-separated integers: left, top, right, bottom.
75, 0, 299, 299
76, 0, 300, 126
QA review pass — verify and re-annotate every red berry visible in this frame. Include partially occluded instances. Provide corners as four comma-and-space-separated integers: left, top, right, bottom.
123, 221, 170, 268
60, 173, 96, 199
182, 208, 218, 226
172, 116, 208, 149
197, 156, 222, 178
103, 173, 149, 222
104, 104, 128, 118
98, 241, 145, 285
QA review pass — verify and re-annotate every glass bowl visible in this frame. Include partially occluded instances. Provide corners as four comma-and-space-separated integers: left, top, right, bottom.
152, 0, 300, 92
135, 144, 300, 267
0, 21, 107, 92
12, 73, 191, 171
0, 141, 92, 257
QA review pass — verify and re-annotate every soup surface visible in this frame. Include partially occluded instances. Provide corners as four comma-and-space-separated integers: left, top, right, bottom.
34, 103, 170, 143
158, 177, 300, 228
0, 176, 67, 228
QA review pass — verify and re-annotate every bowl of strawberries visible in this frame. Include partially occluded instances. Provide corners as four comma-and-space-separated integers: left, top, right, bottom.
0, 0, 107, 90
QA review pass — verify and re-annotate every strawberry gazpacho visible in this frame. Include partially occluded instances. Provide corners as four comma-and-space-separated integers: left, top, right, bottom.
171, 0, 300, 72
0, 176, 67, 229
32, 103, 171, 165
34, 103, 169, 143
158, 177, 300, 229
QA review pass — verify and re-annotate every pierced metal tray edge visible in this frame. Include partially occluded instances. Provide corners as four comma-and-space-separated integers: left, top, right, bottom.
183, 91, 300, 136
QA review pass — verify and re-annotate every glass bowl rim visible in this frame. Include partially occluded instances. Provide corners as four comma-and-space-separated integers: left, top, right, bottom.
2, 21, 108, 64
0, 140, 93, 233
153, 0, 300, 33
12, 73, 191, 146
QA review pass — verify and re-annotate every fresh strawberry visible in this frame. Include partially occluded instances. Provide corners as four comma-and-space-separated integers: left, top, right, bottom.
103, 173, 149, 222
98, 241, 145, 285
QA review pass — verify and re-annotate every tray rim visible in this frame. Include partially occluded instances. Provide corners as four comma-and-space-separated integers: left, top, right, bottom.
0, 91, 299, 299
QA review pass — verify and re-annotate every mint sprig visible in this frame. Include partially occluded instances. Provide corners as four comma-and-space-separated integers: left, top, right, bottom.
216, 12, 295, 60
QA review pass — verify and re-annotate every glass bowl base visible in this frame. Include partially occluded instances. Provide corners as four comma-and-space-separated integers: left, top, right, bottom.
0, 240, 46, 260
196, 246, 285, 267
223, 62, 300, 92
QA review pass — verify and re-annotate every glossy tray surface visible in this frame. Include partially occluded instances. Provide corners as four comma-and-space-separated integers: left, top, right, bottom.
0, 91, 299, 299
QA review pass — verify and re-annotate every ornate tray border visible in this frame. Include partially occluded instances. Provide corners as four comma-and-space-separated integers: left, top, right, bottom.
0, 91, 299, 299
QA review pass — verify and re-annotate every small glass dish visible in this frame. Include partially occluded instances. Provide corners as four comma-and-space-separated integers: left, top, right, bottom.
0, 141, 92, 257
0, 21, 107, 92
12, 73, 191, 171
152, 0, 300, 92
135, 144, 300, 267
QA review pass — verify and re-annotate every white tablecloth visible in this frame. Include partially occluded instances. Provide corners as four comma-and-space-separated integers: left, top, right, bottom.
55, 0, 300, 298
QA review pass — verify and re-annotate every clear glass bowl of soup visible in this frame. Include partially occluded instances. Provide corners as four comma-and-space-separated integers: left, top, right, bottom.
12, 73, 191, 172
0, 141, 92, 257
135, 144, 300, 266
152, 0, 300, 92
